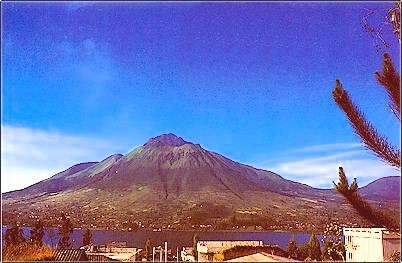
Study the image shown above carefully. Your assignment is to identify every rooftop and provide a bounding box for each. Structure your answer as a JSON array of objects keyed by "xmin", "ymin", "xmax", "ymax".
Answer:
[{"xmin": 225, "ymin": 252, "xmax": 297, "ymax": 262}]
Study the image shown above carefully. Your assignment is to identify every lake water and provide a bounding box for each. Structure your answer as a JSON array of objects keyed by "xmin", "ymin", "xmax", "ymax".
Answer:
[{"xmin": 2, "ymin": 227, "xmax": 326, "ymax": 250}]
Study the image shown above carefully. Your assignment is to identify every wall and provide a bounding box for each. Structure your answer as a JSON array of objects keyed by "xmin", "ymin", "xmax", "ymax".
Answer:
[
  {"xmin": 344, "ymin": 228, "xmax": 384, "ymax": 262},
  {"xmin": 382, "ymin": 237, "xmax": 400, "ymax": 261}
]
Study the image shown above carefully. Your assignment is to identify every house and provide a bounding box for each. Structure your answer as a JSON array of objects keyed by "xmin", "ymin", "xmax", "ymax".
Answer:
[
  {"xmin": 343, "ymin": 227, "xmax": 401, "ymax": 262},
  {"xmin": 53, "ymin": 249, "xmax": 89, "ymax": 261}
]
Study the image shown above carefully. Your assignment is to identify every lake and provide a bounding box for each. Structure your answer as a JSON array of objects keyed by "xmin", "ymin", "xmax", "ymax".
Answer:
[{"xmin": 2, "ymin": 227, "xmax": 327, "ymax": 250}]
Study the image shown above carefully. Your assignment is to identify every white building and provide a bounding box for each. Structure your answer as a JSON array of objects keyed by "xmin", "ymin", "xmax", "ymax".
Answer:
[{"xmin": 343, "ymin": 227, "xmax": 400, "ymax": 262}]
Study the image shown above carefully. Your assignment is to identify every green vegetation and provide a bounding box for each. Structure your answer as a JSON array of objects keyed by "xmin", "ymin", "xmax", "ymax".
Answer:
[
  {"xmin": 332, "ymin": 2, "xmax": 400, "ymax": 230},
  {"xmin": 307, "ymin": 232, "xmax": 321, "ymax": 261},
  {"xmin": 332, "ymin": 53, "xmax": 400, "ymax": 230},
  {"xmin": 192, "ymin": 232, "xmax": 199, "ymax": 260},
  {"xmin": 2, "ymin": 243, "xmax": 54, "ymax": 261},
  {"xmin": 286, "ymin": 235, "xmax": 298, "ymax": 259},
  {"xmin": 58, "ymin": 213, "xmax": 74, "ymax": 249},
  {"xmin": 321, "ymin": 223, "xmax": 345, "ymax": 261},
  {"xmin": 4, "ymin": 222, "xmax": 26, "ymax": 247},
  {"xmin": 3, "ymin": 221, "xmax": 54, "ymax": 261},
  {"xmin": 82, "ymin": 228, "xmax": 92, "ymax": 246},
  {"xmin": 389, "ymin": 250, "xmax": 401, "ymax": 262},
  {"xmin": 48, "ymin": 228, "xmax": 56, "ymax": 248},
  {"xmin": 144, "ymin": 238, "xmax": 152, "ymax": 261},
  {"xmin": 30, "ymin": 220, "xmax": 45, "ymax": 246}
]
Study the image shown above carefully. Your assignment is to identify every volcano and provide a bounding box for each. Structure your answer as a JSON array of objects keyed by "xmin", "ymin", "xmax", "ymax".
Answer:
[{"xmin": 2, "ymin": 133, "xmax": 400, "ymax": 230}]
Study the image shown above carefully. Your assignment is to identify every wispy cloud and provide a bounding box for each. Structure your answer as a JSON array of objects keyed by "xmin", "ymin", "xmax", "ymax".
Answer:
[
  {"xmin": 293, "ymin": 142, "xmax": 363, "ymax": 153},
  {"xmin": 1, "ymin": 125, "xmax": 125, "ymax": 193},
  {"xmin": 56, "ymin": 38, "xmax": 119, "ymax": 109},
  {"xmin": 65, "ymin": 2, "xmax": 95, "ymax": 12},
  {"xmin": 256, "ymin": 142, "xmax": 400, "ymax": 189}
]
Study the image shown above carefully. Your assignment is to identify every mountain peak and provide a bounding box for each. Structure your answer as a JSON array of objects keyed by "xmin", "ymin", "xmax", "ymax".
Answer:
[{"xmin": 145, "ymin": 133, "xmax": 189, "ymax": 147}]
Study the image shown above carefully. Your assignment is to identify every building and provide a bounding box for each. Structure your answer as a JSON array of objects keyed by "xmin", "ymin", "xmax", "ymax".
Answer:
[
  {"xmin": 81, "ymin": 243, "xmax": 141, "ymax": 261},
  {"xmin": 86, "ymin": 247, "xmax": 140, "ymax": 262},
  {"xmin": 343, "ymin": 227, "xmax": 401, "ymax": 262},
  {"xmin": 105, "ymin": 241, "xmax": 128, "ymax": 248}
]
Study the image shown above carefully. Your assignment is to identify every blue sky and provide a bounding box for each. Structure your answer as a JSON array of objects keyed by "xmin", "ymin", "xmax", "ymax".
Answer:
[{"xmin": 2, "ymin": 2, "xmax": 400, "ymax": 192}]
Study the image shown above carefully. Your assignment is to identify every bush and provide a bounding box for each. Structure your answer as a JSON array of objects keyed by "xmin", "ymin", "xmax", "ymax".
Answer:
[
  {"xmin": 389, "ymin": 250, "xmax": 400, "ymax": 262},
  {"xmin": 2, "ymin": 243, "xmax": 54, "ymax": 261}
]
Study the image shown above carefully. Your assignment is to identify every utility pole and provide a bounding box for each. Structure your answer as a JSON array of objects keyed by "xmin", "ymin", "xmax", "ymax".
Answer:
[
  {"xmin": 164, "ymin": 241, "xmax": 168, "ymax": 262},
  {"xmin": 152, "ymin": 247, "xmax": 155, "ymax": 262},
  {"xmin": 176, "ymin": 247, "xmax": 179, "ymax": 261}
]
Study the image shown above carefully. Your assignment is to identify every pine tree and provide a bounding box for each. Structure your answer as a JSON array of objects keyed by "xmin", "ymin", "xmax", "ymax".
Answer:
[
  {"xmin": 30, "ymin": 220, "xmax": 45, "ymax": 246},
  {"xmin": 192, "ymin": 232, "xmax": 199, "ymax": 260},
  {"xmin": 307, "ymin": 232, "xmax": 321, "ymax": 261},
  {"xmin": 332, "ymin": 52, "xmax": 400, "ymax": 229},
  {"xmin": 333, "ymin": 167, "xmax": 397, "ymax": 229},
  {"xmin": 82, "ymin": 228, "xmax": 92, "ymax": 246},
  {"xmin": 144, "ymin": 238, "xmax": 152, "ymax": 261},
  {"xmin": 296, "ymin": 243, "xmax": 310, "ymax": 261},
  {"xmin": 4, "ymin": 222, "xmax": 25, "ymax": 247},
  {"xmin": 286, "ymin": 236, "xmax": 298, "ymax": 259},
  {"xmin": 58, "ymin": 213, "xmax": 73, "ymax": 249},
  {"xmin": 322, "ymin": 237, "xmax": 334, "ymax": 260},
  {"xmin": 48, "ymin": 228, "xmax": 56, "ymax": 248}
]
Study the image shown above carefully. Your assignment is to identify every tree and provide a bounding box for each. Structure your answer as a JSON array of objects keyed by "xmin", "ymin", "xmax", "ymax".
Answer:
[
  {"xmin": 58, "ymin": 213, "xmax": 73, "ymax": 249},
  {"xmin": 48, "ymin": 228, "xmax": 56, "ymax": 248},
  {"xmin": 286, "ymin": 235, "xmax": 298, "ymax": 259},
  {"xmin": 321, "ymin": 223, "xmax": 345, "ymax": 261},
  {"xmin": 30, "ymin": 220, "xmax": 45, "ymax": 246},
  {"xmin": 192, "ymin": 232, "xmax": 199, "ymax": 260},
  {"xmin": 361, "ymin": 2, "xmax": 400, "ymax": 50},
  {"xmin": 295, "ymin": 243, "xmax": 310, "ymax": 261},
  {"xmin": 333, "ymin": 167, "xmax": 397, "ymax": 229},
  {"xmin": 332, "ymin": 52, "xmax": 400, "ymax": 229},
  {"xmin": 82, "ymin": 228, "xmax": 92, "ymax": 246},
  {"xmin": 388, "ymin": 2, "xmax": 400, "ymax": 41},
  {"xmin": 307, "ymin": 232, "xmax": 321, "ymax": 261},
  {"xmin": 213, "ymin": 251, "xmax": 225, "ymax": 262},
  {"xmin": 333, "ymin": 68, "xmax": 400, "ymax": 168},
  {"xmin": 144, "ymin": 238, "xmax": 152, "ymax": 261},
  {"xmin": 389, "ymin": 250, "xmax": 401, "ymax": 262},
  {"xmin": 4, "ymin": 222, "xmax": 25, "ymax": 247}
]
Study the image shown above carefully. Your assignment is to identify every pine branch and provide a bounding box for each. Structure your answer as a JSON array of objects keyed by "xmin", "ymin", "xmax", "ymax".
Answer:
[
  {"xmin": 334, "ymin": 167, "xmax": 398, "ymax": 230},
  {"xmin": 375, "ymin": 53, "xmax": 401, "ymax": 121},
  {"xmin": 333, "ymin": 80, "xmax": 401, "ymax": 169}
]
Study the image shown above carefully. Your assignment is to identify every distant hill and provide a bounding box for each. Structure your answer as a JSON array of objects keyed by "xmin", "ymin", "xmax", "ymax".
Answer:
[
  {"xmin": 2, "ymin": 134, "xmax": 400, "ymax": 231},
  {"xmin": 360, "ymin": 176, "xmax": 400, "ymax": 201}
]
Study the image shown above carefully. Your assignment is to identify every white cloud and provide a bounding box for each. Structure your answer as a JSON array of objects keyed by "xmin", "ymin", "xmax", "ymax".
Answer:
[
  {"xmin": 258, "ymin": 143, "xmax": 400, "ymax": 189},
  {"xmin": 293, "ymin": 142, "xmax": 363, "ymax": 153},
  {"xmin": 1, "ymin": 125, "xmax": 125, "ymax": 193}
]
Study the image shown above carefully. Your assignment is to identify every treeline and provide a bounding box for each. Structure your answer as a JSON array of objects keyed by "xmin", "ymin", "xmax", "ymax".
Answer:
[
  {"xmin": 286, "ymin": 225, "xmax": 346, "ymax": 261},
  {"xmin": 2, "ymin": 213, "xmax": 93, "ymax": 261}
]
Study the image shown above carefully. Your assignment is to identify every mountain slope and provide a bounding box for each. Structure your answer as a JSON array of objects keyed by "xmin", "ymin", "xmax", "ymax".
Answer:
[
  {"xmin": 2, "ymin": 134, "xmax": 399, "ymax": 231},
  {"xmin": 360, "ymin": 176, "xmax": 400, "ymax": 201}
]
